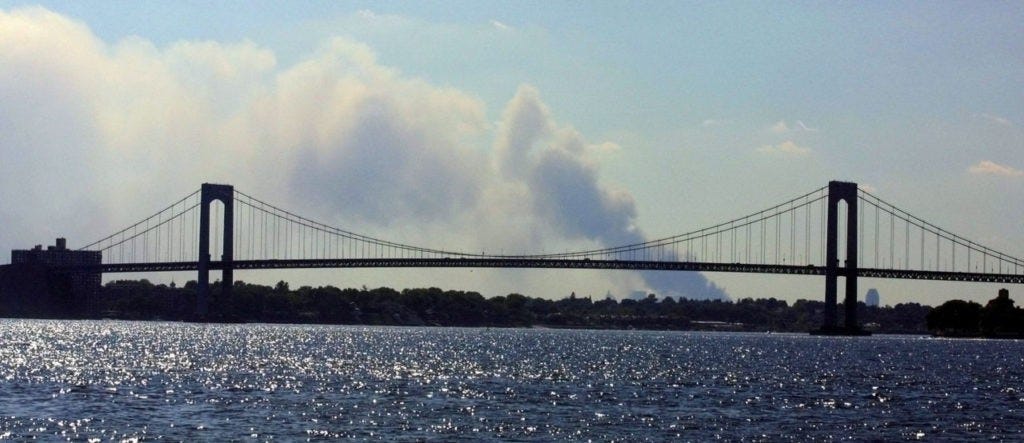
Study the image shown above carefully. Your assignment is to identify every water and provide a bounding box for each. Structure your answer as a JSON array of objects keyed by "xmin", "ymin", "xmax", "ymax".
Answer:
[{"xmin": 1, "ymin": 321, "xmax": 1022, "ymax": 441}]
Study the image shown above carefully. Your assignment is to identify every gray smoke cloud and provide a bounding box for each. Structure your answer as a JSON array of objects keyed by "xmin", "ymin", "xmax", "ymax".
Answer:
[{"xmin": 494, "ymin": 86, "xmax": 727, "ymax": 299}]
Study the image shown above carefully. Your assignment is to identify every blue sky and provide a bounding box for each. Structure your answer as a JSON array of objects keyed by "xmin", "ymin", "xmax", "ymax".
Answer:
[{"xmin": 1, "ymin": 1, "xmax": 1021, "ymax": 305}]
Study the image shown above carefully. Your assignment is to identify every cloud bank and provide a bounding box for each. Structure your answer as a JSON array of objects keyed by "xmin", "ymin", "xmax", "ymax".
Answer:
[
  {"xmin": 768, "ymin": 120, "xmax": 817, "ymax": 134},
  {"xmin": 757, "ymin": 141, "xmax": 811, "ymax": 156},
  {"xmin": 0, "ymin": 7, "xmax": 726, "ymax": 300},
  {"xmin": 968, "ymin": 160, "xmax": 1023, "ymax": 177}
]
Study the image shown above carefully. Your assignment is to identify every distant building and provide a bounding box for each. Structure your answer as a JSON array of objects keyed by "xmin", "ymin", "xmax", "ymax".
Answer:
[
  {"xmin": 11, "ymin": 238, "xmax": 101, "ymax": 301},
  {"xmin": 865, "ymin": 288, "xmax": 880, "ymax": 307}
]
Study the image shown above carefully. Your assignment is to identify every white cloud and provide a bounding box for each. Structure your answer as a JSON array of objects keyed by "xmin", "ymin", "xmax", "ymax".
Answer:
[
  {"xmin": 769, "ymin": 120, "xmax": 789, "ymax": 133},
  {"xmin": 968, "ymin": 160, "xmax": 1023, "ymax": 177},
  {"xmin": 490, "ymin": 20, "xmax": 512, "ymax": 31},
  {"xmin": 770, "ymin": 119, "xmax": 817, "ymax": 133},
  {"xmin": 756, "ymin": 140, "xmax": 812, "ymax": 156},
  {"xmin": 262, "ymin": 37, "xmax": 490, "ymax": 225}
]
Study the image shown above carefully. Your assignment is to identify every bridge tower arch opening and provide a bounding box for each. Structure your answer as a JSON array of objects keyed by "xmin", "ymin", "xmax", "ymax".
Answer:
[
  {"xmin": 197, "ymin": 183, "xmax": 234, "ymax": 318},
  {"xmin": 820, "ymin": 181, "xmax": 863, "ymax": 334}
]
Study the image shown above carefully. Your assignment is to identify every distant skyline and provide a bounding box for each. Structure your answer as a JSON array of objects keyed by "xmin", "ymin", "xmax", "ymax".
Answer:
[{"xmin": 1, "ymin": 2, "xmax": 1021, "ymax": 305}]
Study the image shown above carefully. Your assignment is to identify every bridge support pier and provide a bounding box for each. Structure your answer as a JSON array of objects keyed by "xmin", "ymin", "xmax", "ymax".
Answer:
[
  {"xmin": 197, "ymin": 183, "xmax": 233, "ymax": 320},
  {"xmin": 814, "ymin": 181, "xmax": 868, "ymax": 336}
]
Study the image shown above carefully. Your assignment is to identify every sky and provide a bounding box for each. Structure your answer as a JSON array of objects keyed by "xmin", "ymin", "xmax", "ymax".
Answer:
[{"xmin": 1, "ymin": 1, "xmax": 1022, "ymax": 306}]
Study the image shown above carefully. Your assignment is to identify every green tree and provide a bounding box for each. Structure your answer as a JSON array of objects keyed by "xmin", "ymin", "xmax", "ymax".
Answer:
[
  {"xmin": 980, "ymin": 290, "xmax": 1021, "ymax": 336},
  {"xmin": 927, "ymin": 299, "xmax": 982, "ymax": 335}
]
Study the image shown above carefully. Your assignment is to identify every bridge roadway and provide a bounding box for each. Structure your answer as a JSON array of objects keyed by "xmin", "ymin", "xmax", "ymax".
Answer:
[{"xmin": 77, "ymin": 258, "xmax": 1024, "ymax": 284}]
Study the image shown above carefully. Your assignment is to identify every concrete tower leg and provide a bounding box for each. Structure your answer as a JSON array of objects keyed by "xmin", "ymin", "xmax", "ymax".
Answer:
[
  {"xmin": 196, "ymin": 183, "xmax": 234, "ymax": 320},
  {"xmin": 814, "ymin": 181, "xmax": 866, "ymax": 335}
]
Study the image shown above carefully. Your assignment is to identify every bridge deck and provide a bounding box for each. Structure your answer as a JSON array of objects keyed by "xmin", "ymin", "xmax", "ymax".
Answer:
[{"xmin": 76, "ymin": 258, "xmax": 1024, "ymax": 284}]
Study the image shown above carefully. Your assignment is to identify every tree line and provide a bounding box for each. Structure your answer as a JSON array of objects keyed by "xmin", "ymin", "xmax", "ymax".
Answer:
[
  {"xmin": 42, "ymin": 279, "xmax": 939, "ymax": 333},
  {"xmin": 926, "ymin": 289, "xmax": 1024, "ymax": 338}
]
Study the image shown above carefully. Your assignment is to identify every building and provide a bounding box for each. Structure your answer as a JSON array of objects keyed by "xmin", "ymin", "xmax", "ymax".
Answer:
[
  {"xmin": 11, "ymin": 238, "xmax": 101, "ymax": 301},
  {"xmin": 865, "ymin": 288, "xmax": 880, "ymax": 307}
]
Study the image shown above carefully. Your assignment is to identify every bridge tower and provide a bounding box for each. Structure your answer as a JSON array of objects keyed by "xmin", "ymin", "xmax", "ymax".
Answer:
[
  {"xmin": 197, "ymin": 183, "xmax": 233, "ymax": 318},
  {"xmin": 818, "ymin": 181, "xmax": 865, "ymax": 334}
]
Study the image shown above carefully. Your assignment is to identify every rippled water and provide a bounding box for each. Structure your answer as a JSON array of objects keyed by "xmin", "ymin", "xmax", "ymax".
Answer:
[{"xmin": 1, "ymin": 320, "xmax": 1022, "ymax": 441}]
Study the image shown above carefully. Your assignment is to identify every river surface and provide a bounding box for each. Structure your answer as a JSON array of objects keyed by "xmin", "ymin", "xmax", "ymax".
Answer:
[{"xmin": 0, "ymin": 320, "xmax": 1022, "ymax": 441}]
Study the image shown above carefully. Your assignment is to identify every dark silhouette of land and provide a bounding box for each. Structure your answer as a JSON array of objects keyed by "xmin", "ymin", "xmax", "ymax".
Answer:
[
  {"xmin": 0, "ymin": 275, "xmax": 940, "ymax": 333},
  {"xmin": 927, "ymin": 288, "xmax": 1024, "ymax": 338}
]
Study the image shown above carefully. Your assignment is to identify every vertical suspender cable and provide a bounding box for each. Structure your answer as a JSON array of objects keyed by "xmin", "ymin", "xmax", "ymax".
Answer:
[
  {"xmin": 790, "ymin": 203, "xmax": 795, "ymax": 264},
  {"xmin": 890, "ymin": 212, "xmax": 894, "ymax": 269},
  {"xmin": 858, "ymin": 198, "xmax": 863, "ymax": 266},
  {"xmin": 951, "ymin": 234, "xmax": 956, "ymax": 272},
  {"xmin": 805, "ymin": 197, "xmax": 810, "ymax": 265},
  {"xmin": 180, "ymin": 203, "xmax": 185, "ymax": 262},
  {"xmin": 731, "ymin": 222, "xmax": 736, "ymax": 262},
  {"xmin": 746, "ymin": 222, "xmax": 751, "ymax": 264},
  {"xmin": 820, "ymin": 193, "xmax": 825, "ymax": 265},
  {"xmin": 874, "ymin": 202, "xmax": 879, "ymax": 267},
  {"xmin": 761, "ymin": 216, "xmax": 766, "ymax": 264},
  {"xmin": 248, "ymin": 199, "xmax": 253, "ymax": 260},
  {"xmin": 775, "ymin": 212, "xmax": 780, "ymax": 264}
]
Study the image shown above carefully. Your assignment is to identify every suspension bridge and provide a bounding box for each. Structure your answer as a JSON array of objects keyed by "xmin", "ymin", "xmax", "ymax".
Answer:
[{"xmin": 69, "ymin": 181, "xmax": 1023, "ymax": 334}]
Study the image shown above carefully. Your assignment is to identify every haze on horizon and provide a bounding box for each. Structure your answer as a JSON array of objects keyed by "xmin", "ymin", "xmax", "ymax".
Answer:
[{"xmin": 1, "ymin": 2, "xmax": 1021, "ymax": 305}]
